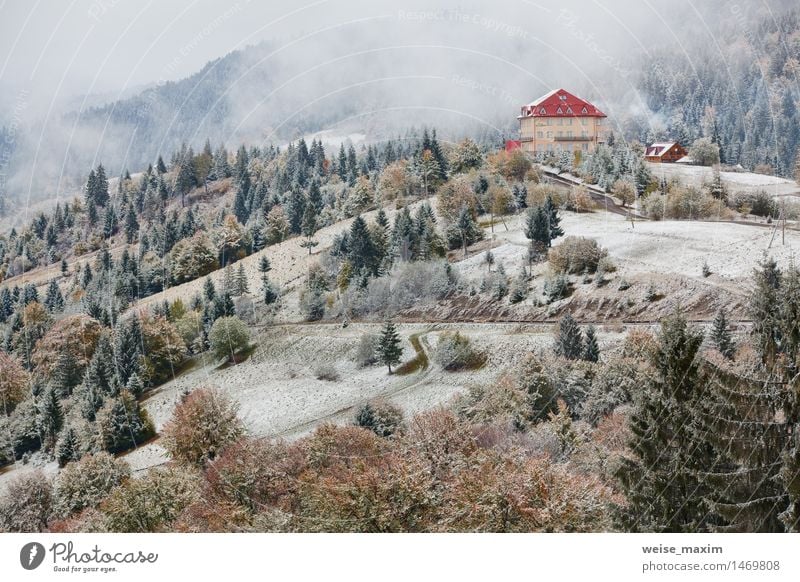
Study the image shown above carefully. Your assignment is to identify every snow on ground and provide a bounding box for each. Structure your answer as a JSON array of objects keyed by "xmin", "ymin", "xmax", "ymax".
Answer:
[
  {"xmin": 477, "ymin": 210, "xmax": 800, "ymax": 282},
  {"xmin": 118, "ymin": 321, "xmax": 623, "ymax": 474},
  {"xmin": 135, "ymin": 197, "xmax": 436, "ymax": 315},
  {"xmin": 647, "ymin": 162, "xmax": 800, "ymax": 197}
]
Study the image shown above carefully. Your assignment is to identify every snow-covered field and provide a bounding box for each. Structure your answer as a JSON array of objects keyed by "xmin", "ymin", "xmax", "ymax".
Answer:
[
  {"xmin": 647, "ymin": 162, "xmax": 800, "ymax": 197},
  {"xmin": 468, "ymin": 211, "xmax": 800, "ymax": 282}
]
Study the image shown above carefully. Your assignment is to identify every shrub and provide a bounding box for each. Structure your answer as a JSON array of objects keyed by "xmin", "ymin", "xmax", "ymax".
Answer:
[
  {"xmin": 732, "ymin": 190, "xmax": 776, "ymax": 218},
  {"xmin": 0, "ymin": 471, "xmax": 52, "ymax": 532},
  {"xmin": 689, "ymin": 137, "xmax": 720, "ymax": 166},
  {"xmin": 433, "ymin": 331, "xmax": 485, "ymax": 371},
  {"xmin": 0, "ymin": 352, "xmax": 29, "ymax": 414},
  {"xmin": 543, "ymin": 273, "xmax": 570, "ymax": 302},
  {"xmin": 53, "ymin": 453, "xmax": 130, "ymax": 519},
  {"xmin": 205, "ymin": 438, "xmax": 305, "ymax": 512},
  {"xmin": 314, "ymin": 363, "xmax": 340, "ymax": 382},
  {"xmin": 161, "ymin": 387, "xmax": 244, "ymax": 467},
  {"xmin": 548, "ymin": 236, "xmax": 608, "ymax": 274},
  {"xmin": 140, "ymin": 315, "xmax": 188, "ymax": 383},
  {"xmin": 209, "ymin": 316, "xmax": 250, "ymax": 362},
  {"xmin": 31, "ymin": 315, "xmax": 102, "ymax": 385},
  {"xmin": 101, "ymin": 466, "xmax": 201, "ymax": 532},
  {"xmin": 355, "ymin": 400, "xmax": 404, "ymax": 437},
  {"xmin": 168, "ymin": 233, "xmax": 219, "ymax": 284},
  {"xmin": 354, "ymin": 333, "xmax": 380, "ymax": 367}
]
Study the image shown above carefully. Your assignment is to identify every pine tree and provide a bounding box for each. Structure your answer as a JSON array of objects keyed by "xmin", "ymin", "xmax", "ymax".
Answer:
[
  {"xmin": 56, "ymin": 426, "xmax": 80, "ymax": 467},
  {"xmin": 348, "ymin": 215, "xmax": 377, "ymax": 275},
  {"xmin": 456, "ymin": 205, "xmax": 477, "ymax": 258},
  {"xmin": 616, "ymin": 312, "xmax": 713, "ymax": 532},
  {"xmin": 300, "ymin": 203, "xmax": 319, "ymax": 255},
  {"xmin": 710, "ymin": 308, "xmax": 735, "ymax": 359},
  {"xmin": 583, "ymin": 325, "xmax": 600, "ymax": 362},
  {"xmin": 258, "ymin": 256, "xmax": 271, "ymax": 274},
  {"xmin": 44, "ymin": 280, "xmax": 64, "ymax": 312},
  {"xmin": 236, "ymin": 263, "xmax": 249, "ymax": 295},
  {"xmin": 114, "ymin": 315, "xmax": 143, "ymax": 386},
  {"xmin": 124, "ymin": 203, "xmax": 139, "ymax": 243},
  {"xmin": 94, "ymin": 164, "xmax": 110, "ymax": 207},
  {"xmin": 377, "ymin": 320, "xmax": 402, "ymax": 373},
  {"xmin": 543, "ymin": 195, "xmax": 563, "ymax": 245},
  {"xmin": 60, "ymin": 258, "xmax": 68, "ymax": 277},
  {"xmin": 554, "ymin": 313, "xmax": 584, "ymax": 360},
  {"xmin": 525, "ymin": 206, "xmax": 550, "ymax": 249},
  {"xmin": 261, "ymin": 275, "xmax": 278, "ymax": 305},
  {"xmin": 203, "ymin": 277, "xmax": 216, "ymax": 302},
  {"xmin": 38, "ymin": 387, "xmax": 63, "ymax": 449},
  {"xmin": 156, "ymin": 155, "xmax": 167, "ymax": 174}
]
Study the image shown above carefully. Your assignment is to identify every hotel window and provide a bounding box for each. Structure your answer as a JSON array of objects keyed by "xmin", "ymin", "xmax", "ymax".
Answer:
[
  {"xmin": 581, "ymin": 131, "xmax": 588, "ymax": 138},
  {"xmin": 582, "ymin": 143, "xmax": 589, "ymax": 151},
  {"xmin": 567, "ymin": 131, "xmax": 573, "ymax": 138},
  {"xmin": 557, "ymin": 131, "xmax": 563, "ymax": 138},
  {"xmin": 546, "ymin": 131, "xmax": 553, "ymax": 138},
  {"xmin": 537, "ymin": 131, "xmax": 544, "ymax": 138},
  {"xmin": 565, "ymin": 118, "xmax": 572, "ymax": 125},
  {"xmin": 581, "ymin": 118, "xmax": 588, "ymax": 126}
]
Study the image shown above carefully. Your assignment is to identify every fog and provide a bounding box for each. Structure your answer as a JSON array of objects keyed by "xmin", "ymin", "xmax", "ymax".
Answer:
[{"xmin": 0, "ymin": 0, "xmax": 795, "ymax": 209}]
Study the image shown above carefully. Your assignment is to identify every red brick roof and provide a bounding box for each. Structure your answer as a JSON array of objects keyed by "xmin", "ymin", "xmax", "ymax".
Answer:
[{"xmin": 519, "ymin": 88, "xmax": 606, "ymax": 118}]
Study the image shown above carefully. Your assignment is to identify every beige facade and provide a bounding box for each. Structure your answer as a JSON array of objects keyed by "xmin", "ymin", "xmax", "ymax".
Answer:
[{"xmin": 518, "ymin": 115, "xmax": 608, "ymax": 155}]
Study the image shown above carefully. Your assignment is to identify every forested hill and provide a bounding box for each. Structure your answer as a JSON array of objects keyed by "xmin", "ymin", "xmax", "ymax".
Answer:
[{"xmin": 635, "ymin": 5, "xmax": 800, "ymax": 175}]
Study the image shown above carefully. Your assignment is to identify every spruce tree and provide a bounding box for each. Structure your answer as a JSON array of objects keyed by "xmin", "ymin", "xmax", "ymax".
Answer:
[
  {"xmin": 377, "ymin": 320, "xmax": 402, "ymax": 374},
  {"xmin": 124, "ymin": 203, "xmax": 139, "ymax": 243},
  {"xmin": 56, "ymin": 426, "xmax": 80, "ymax": 467},
  {"xmin": 236, "ymin": 263, "xmax": 249, "ymax": 295},
  {"xmin": 583, "ymin": 325, "xmax": 600, "ymax": 362},
  {"xmin": 348, "ymin": 215, "xmax": 377, "ymax": 275},
  {"xmin": 44, "ymin": 280, "xmax": 64, "ymax": 312},
  {"xmin": 258, "ymin": 256, "xmax": 271, "ymax": 274},
  {"xmin": 38, "ymin": 387, "xmax": 63, "ymax": 449},
  {"xmin": 554, "ymin": 313, "xmax": 583, "ymax": 360},
  {"xmin": 616, "ymin": 312, "xmax": 713, "ymax": 532},
  {"xmin": 543, "ymin": 195, "xmax": 563, "ymax": 245},
  {"xmin": 262, "ymin": 275, "xmax": 278, "ymax": 305},
  {"xmin": 94, "ymin": 164, "xmax": 110, "ymax": 207},
  {"xmin": 203, "ymin": 277, "xmax": 216, "ymax": 302},
  {"xmin": 525, "ymin": 206, "xmax": 550, "ymax": 249},
  {"xmin": 710, "ymin": 308, "xmax": 735, "ymax": 359}
]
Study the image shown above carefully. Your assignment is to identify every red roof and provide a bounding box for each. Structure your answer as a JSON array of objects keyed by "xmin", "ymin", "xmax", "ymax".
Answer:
[{"xmin": 519, "ymin": 88, "xmax": 606, "ymax": 119}]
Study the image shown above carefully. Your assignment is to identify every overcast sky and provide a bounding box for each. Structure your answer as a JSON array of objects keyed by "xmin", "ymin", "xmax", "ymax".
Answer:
[{"xmin": 0, "ymin": 0, "xmax": 675, "ymax": 108}]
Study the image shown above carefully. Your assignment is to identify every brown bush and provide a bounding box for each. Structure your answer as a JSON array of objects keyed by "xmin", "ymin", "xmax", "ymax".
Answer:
[
  {"xmin": 32, "ymin": 314, "xmax": 102, "ymax": 383},
  {"xmin": 0, "ymin": 351, "xmax": 29, "ymax": 414},
  {"xmin": 161, "ymin": 387, "xmax": 244, "ymax": 467},
  {"xmin": 548, "ymin": 236, "xmax": 608, "ymax": 274}
]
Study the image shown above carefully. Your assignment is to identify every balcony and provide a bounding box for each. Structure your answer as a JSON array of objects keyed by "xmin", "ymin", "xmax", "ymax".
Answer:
[{"xmin": 553, "ymin": 135, "xmax": 593, "ymax": 142}]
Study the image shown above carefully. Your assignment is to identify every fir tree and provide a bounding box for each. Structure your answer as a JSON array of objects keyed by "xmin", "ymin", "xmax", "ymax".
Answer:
[
  {"xmin": 203, "ymin": 277, "xmax": 216, "ymax": 302},
  {"xmin": 554, "ymin": 313, "xmax": 584, "ymax": 360},
  {"xmin": 236, "ymin": 263, "xmax": 249, "ymax": 296},
  {"xmin": 710, "ymin": 308, "xmax": 735, "ymax": 359},
  {"xmin": 525, "ymin": 206, "xmax": 550, "ymax": 249},
  {"xmin": 156, "ymin": 155, "xmax": 167, "ymax": 174},
  {"xmin": 348, "ymin": 215, "xmax": 377, "ymax": 275},
  {"xmin": 583, "ymin": 325, "xmax": 600, "ymax": 362},
  {"xmin": 262, "ymin": 275, "xmax": 278, "ymax": 305},
  {"xmin": 56, "ymin": 426, "xmax": 80, "ymax": 467},
  {"xmin": 124, "ymin": 203, "xmax": 139, "ymax": 243},
  {"xmin": 377, "ymin": 320, "xmax": 402, "ymax": 373},
  {"xmin": 616, "ymin": 312, "xmax": 713, "ymax": 532},
  {"xmin": 38, "ymin": 387, "xmax": 63, "ymax": 449},
  {"xmin": 543, "ymin": 195, "xmax": 563, "ymax": 245},
  {"xmin": 44, "ymin": 280, "xmax": 64, "ymax": 312},
  {"xmin": 258, "ymin": 256, "xmax": 271, "ymax": 274}
]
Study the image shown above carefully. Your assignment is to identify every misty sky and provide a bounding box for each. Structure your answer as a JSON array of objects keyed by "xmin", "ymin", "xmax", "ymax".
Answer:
[{"xmin": 0, "ymin": 0, "xmax": 683, "ymax": 108}]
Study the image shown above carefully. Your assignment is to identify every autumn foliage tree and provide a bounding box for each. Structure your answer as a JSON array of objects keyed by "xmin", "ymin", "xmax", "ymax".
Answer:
[{"xmin": 161, "ymin": 387, "xmax": 244, "ymax": 467}]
